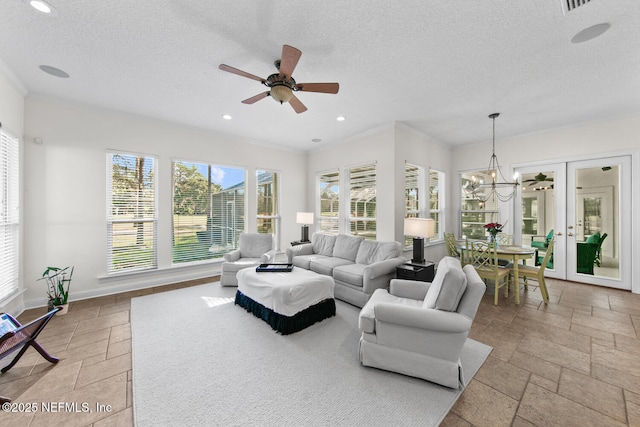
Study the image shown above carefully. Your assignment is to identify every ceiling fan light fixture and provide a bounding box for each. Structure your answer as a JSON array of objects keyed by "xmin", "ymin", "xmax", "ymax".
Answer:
[{"xmin": 270, "ymin": 84, "xmax": 293, "ymax": 104}]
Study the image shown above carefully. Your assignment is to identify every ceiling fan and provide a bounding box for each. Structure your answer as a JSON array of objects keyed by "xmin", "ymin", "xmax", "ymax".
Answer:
[
  {"xmin": 219, "ymin": 45, "xmax": 339, "ymax": 114},
  {"xmin": 523, "ymin": 173, "xmax": 554, "ymax": 186}
]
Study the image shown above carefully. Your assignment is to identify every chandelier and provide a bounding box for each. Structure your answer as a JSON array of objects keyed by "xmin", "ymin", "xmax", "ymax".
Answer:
[{"xmin": 465, "ymin": 113, "xmax": 519, "ymax": 202}]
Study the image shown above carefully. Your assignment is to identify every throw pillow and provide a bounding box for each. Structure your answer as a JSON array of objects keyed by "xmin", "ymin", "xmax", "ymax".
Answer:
[
  {"xmin": 355, "ymin": 240, "xmax": 378, "ymax": 265},
  {"xmin": 423, "ymin": 257, "xmax": 467, "ymax": 312},
  {"xmin": 333, "ymin": 235, "xmax": 364, "ymax": 261},
  {"xmin": 312, "ymin": 233, "xmax": 337, "ymax": 256},
  {"xmin": 585, "ymin": 232, "xmax": 600, "ymax": 244}
]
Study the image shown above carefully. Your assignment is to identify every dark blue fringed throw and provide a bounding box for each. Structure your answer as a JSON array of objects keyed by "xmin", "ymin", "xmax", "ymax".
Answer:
[{"xmin": 235, "ymin": 290, "xmax": 336, "ymax": 335}]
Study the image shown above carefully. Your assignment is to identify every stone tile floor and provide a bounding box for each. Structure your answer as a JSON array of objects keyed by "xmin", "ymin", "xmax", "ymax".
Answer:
[{"xmin": 1, "ymin": 276, "xmax": 640, "ymax": 426}]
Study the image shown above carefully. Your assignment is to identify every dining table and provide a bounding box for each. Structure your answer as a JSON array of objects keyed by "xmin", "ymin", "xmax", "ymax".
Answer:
[{"xmin": 457, "ymin": 240, "xmax": 535, "ymax": 305}]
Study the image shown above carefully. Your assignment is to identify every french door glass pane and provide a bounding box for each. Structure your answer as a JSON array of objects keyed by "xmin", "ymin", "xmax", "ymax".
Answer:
[{"xmin": 575, "ymin": 165, "xmax": 618, "ymax": 278}]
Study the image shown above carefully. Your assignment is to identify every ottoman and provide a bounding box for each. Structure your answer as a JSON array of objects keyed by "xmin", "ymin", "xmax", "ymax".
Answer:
[{"xmin": 235, "ymin": 267, "xmax": 336, "ymax": 334}]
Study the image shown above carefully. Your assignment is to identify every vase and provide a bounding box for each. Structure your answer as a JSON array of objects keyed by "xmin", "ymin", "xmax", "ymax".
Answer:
[
  {"xmin": 56, "ymin": 303, "xmax": 69, "ymax": 316},
  {"xmin": 488, "ymin": 233, "xmax": 497, "ymax": 245}
]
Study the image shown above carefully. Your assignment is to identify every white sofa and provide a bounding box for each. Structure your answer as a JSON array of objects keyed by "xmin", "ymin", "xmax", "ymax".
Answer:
[
  {"xmin": 358, "ymin": 257, "xmax": 485, "ymax": 388},
  {"xmin": 286, "ymin": 233, "xmax": 406, "ymax": 307}
]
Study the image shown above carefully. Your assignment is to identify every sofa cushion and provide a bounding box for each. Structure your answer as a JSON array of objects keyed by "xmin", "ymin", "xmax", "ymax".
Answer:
[
  {"xmin": 239, "ymin": 233, "xmax": 273, "ymax": 258},
  {"xmin": 333, "ymin": 234, "xmax": 364, "ymax": 261},
  {"xmin": 312, "ymin": 233, "xmax": 337, "ymax": 256},
  {"xmin": 333, "ymin": 263, "xmax": 366, "ymax": 287},
  {"xmin": 292, "ymin": 254, "xmax": 329, "ymax": 270},
  {"xmin": 355, "ymin": 240, "xmax": 401, "ymax": 264},
  {"xmin": 423, "ymin": 257, "xmax": 467, "ymax": 312},
  {"xmin": 310, "ymin": 257, "xmax": 353, "ymax": 276}
]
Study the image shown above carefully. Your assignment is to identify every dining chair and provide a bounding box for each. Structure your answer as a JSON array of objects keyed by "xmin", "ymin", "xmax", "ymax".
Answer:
[
  {"xmin": 496, "ymin": 233, "xmax": 512, "ymax": 245},
  {"xmin": 467, "ymin": 240, "xmax": 511, "ymax": 305},
  {"xmin": 512, "ymin": 239, "xmax": 554, "ymax": 304},
  {"xmin": 444, "ymin": 232, "xmax": 460, "ymax": 259}
]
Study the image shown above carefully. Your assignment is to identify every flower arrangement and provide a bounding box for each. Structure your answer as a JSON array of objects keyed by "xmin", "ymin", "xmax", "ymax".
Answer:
[
  {"xmin": 40, "ymin": 266, "xmax": 74, "ymax": 306},
  {"xmin": 484, "ymin": 222, "xmax": 503, "ymax": 237}
]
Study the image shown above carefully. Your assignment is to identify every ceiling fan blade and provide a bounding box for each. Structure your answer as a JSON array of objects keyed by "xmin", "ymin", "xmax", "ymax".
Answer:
[
  {"xmin": 242, "ymin": 92, "xmax": 270, "ymax": 104},
  {"xmin": 295, "ymin": 83, "xmax": 339, "ymax": 94},
  {"xmin": 278, "ymin": 45, "xmax": 302, "ymax": 78},
  {"xmin": 289, "ymin": 94, "xmax": 307, "ymax": 114},
  {"xmin": 219, "ymin": 64, "xmax": 265, "ymax": 82}
]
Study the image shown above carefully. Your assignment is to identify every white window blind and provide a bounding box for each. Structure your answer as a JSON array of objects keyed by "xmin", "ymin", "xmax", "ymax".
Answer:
[
  {"xmin": 0, "ymin": 128, "xmax": 19, "ymax": 302},
  {"xmin": 429, "ymin": 169, "xmax": 445, "ymax": 241},
  {"xmin": 256, "ymin": 170, "xmax": 279, "ymax": 249},
  {"xmin": 172, "ymin": 161, "xmax": 245, "ymax": 263},
  {"xmin": 107, "ymin": 153, "xmax": 157, "ymax": 273},
  {"xmin": 319, "ymin": 170, "xmax": 340, "ymax": 234},
  {"xmin": 349, "ymin": 164, "xmax": 376, "ymax": 239}
]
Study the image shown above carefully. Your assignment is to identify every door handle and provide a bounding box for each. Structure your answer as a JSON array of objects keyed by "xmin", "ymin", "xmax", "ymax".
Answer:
[
  {"xmin": 567, "ymin": 232, "xmax": 574, "ymax": 236},
  {"xmin": 568, "ymin": 225, "xmax": 574, "ymax": 229},
  {"xmin": 556, "ymin": 232, "xmax": 563, "ymax": 236}
]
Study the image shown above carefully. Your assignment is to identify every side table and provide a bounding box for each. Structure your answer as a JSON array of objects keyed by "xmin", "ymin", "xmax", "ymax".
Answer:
[{"xmin": 396, "ymin": 261, "xmax": 435, "ymax": 282}]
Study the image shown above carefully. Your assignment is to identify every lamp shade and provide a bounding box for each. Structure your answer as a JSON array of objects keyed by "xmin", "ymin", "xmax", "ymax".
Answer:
[
  {"xmin": 296, "ymin": 212, "xmax": 314, "ymax": 225},
  {"xmin": 404, "ymin": 218, "xmax": 435, "ymax": 239}
]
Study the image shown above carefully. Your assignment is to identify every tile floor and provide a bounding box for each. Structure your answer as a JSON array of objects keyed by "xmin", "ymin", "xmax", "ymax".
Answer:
[{"xmin": 2, "ymin": 276, "xmax": 640, "ymax": 426}]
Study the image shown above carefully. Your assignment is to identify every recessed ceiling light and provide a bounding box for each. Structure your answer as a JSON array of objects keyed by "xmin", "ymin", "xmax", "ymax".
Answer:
[
  {"xmin": 39, "ymin": 65, "xmax": 69, "ymax": 78},
  {"xmin": 336, "ymin": 116, "xmax": 346, "ymax": 122},
  {"xmin": 222, "ymin": 114, "xmax": 232, "ymax": 120},
  {"xmin": 312, "ymin": 138, "xmax": 322, "ymax": 143},
  {"xmin": 571, "ymin": 23, "xmax": 610, "ymax": 44},
  {"xmin": 28, "ymin": 0, "xmax": 57, "ymax": 15}
]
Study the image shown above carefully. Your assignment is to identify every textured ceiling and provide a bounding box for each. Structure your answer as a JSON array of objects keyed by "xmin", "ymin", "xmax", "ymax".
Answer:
[{"xmin": 1, "ymin": 0, "xmax": 639, "ymax": 151}]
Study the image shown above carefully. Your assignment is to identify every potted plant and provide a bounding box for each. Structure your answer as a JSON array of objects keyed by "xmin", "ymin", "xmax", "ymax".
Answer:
[{"xmin": 40, "ymin": 266, "xmax": 74, "ymax": 315}]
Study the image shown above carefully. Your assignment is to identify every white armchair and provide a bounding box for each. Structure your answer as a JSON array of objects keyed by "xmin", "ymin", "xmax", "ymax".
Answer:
[
  {"xmin": 220, "ymin": 233, "xmax": 275, "ymax": 286},
  {"xmin": 358, "ymin": 257, "xmax": 485, "ymax": 389}
]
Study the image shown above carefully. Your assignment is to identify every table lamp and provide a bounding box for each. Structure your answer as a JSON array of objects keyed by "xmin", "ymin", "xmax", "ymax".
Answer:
[
  {"xmin": 296, "ymin": 212, "xmax": 314, "ymax": 242},
  {"xmin": 404, "ymin": 217, "xmax": 435, "ymax": 264}
]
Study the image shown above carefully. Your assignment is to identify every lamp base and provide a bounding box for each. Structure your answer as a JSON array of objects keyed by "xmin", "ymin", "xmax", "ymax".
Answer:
[
  {"xmin": 300, "ymin": 225, "xmax": 309, "ymax": 242},
  {"xmin": 411, "ymin": 237, "xmax": 425, "ymax": 264}
]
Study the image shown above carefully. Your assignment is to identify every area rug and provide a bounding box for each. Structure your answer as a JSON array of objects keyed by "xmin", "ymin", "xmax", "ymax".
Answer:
[{"xmin": 131, "ymin": 283, "xmax": 491, "ymax": 427}]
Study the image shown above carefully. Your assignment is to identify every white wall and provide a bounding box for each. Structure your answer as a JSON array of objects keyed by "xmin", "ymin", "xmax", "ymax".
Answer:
[{"xmin": 21, "ymin": 96, "xmax": 307, "ymax": 308}]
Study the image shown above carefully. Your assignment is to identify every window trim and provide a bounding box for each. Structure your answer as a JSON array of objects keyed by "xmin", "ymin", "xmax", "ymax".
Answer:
[
  {"xmin": 256, "ymin": 168, "xmax": 281, "ymax": 250},
  {"xmin": 106, "ymin": 150, "xmax": 158, "ymax": 274}
]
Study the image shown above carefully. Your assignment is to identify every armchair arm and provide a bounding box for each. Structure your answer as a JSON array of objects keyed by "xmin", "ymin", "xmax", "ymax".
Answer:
[
  {"xmin": 285, "ymin": 243, "xmax": 314, "ymax": 263},
  {"xmin": 389, "ymin": 279, "xmax": 430, "ymax": 300},
  {"xmin": 261, "ymin": 249, "xmax": 277, "ymax": 264},
  {"xmin": 223, "ymin": 249, "xmax": 241, "ymax": 262},
  {"xmin": 374, "ymin": 303, "xmax": 472, "ymax": 333}
]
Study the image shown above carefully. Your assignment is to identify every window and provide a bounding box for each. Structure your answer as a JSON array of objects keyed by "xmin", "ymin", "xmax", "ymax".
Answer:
[
  {"xmin": 172, "ymin": 161, "xmax": 245, "ymax": 263},
  {"xmin": 107, "ymin": 153, "xmax": 157, "ymax": 273},
  {"xmin": 460, "ymin": 171, "xmax": 498, "ymax": 239},
  {"xmin": 404, "ymin": 163, "xmax": 424, "ymax": 246},
  {"xmin": 349, "ymin": 164, "xmax": 376, "ymax": 239},
  {"xmin": 429, "ymin": 169, "xmax": 445, "ymax": 241},
  {"xmin": 0, "ymin": 129, "xmax": 19, "ymax": 302},
  {"xmin": 318, "ymin": 170, "xmax": 339, "ymax": 234},
  {"xmin": 256, "ymin": 170, "xmax": 279, "ymax": 248}
]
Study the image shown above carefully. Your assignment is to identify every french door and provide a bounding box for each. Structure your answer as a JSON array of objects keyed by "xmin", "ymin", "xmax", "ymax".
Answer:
[{"xmin": 515, "ymin": 155, "xmax": 631, "ymax": 290}]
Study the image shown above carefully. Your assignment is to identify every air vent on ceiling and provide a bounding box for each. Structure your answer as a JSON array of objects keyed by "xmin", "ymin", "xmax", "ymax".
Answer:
[{"xmin": 563, "ymin": 0, "xmax": 591, "ymax": 13}]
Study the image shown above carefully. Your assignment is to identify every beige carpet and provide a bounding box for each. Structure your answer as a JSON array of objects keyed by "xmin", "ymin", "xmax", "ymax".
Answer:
[{"xmin": 131, "ymin": 282, "xmax": 491, "ymax": 426}]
